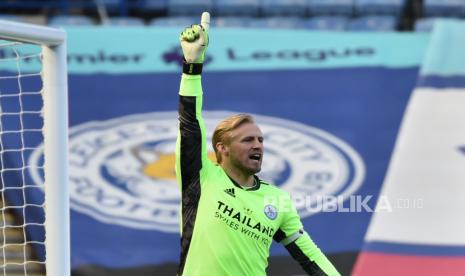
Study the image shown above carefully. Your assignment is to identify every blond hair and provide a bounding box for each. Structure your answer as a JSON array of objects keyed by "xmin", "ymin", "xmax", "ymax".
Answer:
[{"xmin": 212, "ymin": 114, "xmax": 255, "ymax": 163}]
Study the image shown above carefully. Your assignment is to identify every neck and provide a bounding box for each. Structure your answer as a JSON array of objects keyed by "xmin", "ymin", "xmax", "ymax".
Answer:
[{"xmin": 221, "ymin": 164, "xmax": 255, "ymax": 187}]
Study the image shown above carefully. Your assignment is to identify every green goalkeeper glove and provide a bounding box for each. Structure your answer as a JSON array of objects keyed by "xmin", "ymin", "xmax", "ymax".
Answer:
[{"xmin": 179, "ymin": 12, "xmax": 210, "ymax": 64}]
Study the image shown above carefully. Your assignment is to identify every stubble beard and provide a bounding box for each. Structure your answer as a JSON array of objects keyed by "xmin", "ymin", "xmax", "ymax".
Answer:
[{"xmin": 231, "ymin": 156, "xmax": 261, "ymax": 176}]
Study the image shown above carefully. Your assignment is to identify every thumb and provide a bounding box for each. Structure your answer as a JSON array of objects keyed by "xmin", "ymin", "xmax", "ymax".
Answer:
[{"xmin": 200, "ymin": 12, "xmax": 210, "ymax": 32}]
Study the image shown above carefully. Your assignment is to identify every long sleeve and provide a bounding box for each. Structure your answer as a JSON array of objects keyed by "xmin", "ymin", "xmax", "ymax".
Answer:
[
  {"xmin": 285, "ymin": 232, "xmax": 340, "ymax": 276},
  {"xmin": 273, "ymin": 193, "xmax": 340, "ymax": 276},
  {"xmin": 175, "ymin": 73, "xmax": 211, "ymax": 274},
  {"xmin": 176, "ymin": 73, "xmax": 207, "ymax": 190}
]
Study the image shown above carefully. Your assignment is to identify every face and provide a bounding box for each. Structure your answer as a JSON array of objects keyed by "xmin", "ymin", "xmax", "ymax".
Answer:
[{"xmin": 220, "ymin": 123, "xmax": 264, "ymax": 175}]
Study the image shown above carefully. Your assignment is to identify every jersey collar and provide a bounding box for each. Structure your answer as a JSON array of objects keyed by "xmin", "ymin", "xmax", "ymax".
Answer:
[{"xmin": 226, "ymin": 174, "xmax": 261, "ymax": 191}]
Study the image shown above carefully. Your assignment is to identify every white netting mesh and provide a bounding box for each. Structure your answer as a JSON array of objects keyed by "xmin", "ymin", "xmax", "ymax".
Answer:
[{"xmin": 0, "ymin": 40, "xmax": 46, "ymax": 275}]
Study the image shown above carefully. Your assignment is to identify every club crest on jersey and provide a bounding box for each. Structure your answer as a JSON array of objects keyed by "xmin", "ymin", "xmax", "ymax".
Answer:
[
  {"xmin": 27, "ymin": 111, "xmax": 365, "ymax": 233},
  {"xmin": 264, "ymin": 205, "xmax": 278, "ymax": 220}
]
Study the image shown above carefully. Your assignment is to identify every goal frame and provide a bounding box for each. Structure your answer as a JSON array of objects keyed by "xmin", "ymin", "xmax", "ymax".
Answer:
[{"xmin": 0, "ymin": 20, "xmax": 70, "ymax": 276}]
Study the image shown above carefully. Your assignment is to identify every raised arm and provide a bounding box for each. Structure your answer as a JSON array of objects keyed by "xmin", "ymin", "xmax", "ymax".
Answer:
[
  {"xmin": 175, "ymin": 13, "xmax": 212, "ymax": 274},
  {"xmin": 175, "ymin": 12, "xmax": 211, "ymax": 189}
]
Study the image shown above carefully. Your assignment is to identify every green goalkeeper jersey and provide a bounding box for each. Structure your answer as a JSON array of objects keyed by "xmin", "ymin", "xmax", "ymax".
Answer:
[{"xmin": 175, "ymin": 74, "xmax": 340, "ymax": 276}]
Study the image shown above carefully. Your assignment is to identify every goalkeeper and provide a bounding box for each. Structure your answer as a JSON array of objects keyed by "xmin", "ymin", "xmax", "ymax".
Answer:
[{"xmin": 175, "ymin": 12, "xmax": 340, "ymax": 276}]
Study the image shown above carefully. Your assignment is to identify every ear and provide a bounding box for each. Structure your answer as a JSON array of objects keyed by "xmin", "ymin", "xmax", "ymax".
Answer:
[{"xmin": 216, "ymin": 142, "xmax": 229, "ymax": 155}]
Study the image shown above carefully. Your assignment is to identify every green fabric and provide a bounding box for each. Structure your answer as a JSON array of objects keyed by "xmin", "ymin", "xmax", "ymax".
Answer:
[
  {"xmin": 176, "ymin": 75, "xmax": 340, "ymax": 276},
  {"xmin": 179, "ymin": 74, "xmax": 203, "ymax": 96}
]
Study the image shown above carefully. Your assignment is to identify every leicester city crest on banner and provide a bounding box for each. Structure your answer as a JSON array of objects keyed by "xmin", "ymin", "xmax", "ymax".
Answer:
[{"xmin": 28, "ymin": 111, "xmax": 365, "ymax": 233}]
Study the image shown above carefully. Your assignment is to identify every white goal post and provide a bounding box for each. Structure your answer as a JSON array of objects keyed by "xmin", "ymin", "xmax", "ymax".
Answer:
[{"xmin": 0, "ymin": 20, "xmax": 70, "ymax": 276}]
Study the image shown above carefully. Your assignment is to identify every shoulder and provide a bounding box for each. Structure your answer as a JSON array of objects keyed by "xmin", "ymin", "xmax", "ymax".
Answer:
[{"xmin": 258, "ymin": 179, "xmax": 290, "ymax": 197}]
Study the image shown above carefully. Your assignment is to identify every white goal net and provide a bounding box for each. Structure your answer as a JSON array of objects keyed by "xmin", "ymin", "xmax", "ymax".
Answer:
[{"xmin": 0, "ymin": 20, "xmax": 69, "ymax": 276}]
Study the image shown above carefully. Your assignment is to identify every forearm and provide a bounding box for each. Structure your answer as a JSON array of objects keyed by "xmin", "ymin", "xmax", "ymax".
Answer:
[{"xmin": 176, "ymin": 73, "xmax": 204, "ymax": 182}]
